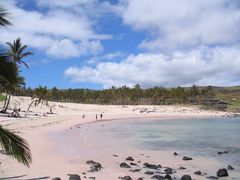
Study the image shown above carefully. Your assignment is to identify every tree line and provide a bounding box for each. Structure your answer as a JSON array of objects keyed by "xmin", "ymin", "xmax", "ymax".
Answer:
[{"xmin": 16, "ymin": 84, "xmax": 215, "ymax": 106}]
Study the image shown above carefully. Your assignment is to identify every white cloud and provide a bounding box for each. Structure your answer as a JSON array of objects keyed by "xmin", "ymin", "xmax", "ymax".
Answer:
[
  {"xmin": 0, "ymin": 0, "xmax": 110, "ymax": 58},
  {"xmin": 47, "ymin": 39, "xmax": 103, "ymax": 58},
  {"xmin": 64, "ymin": 45, "xmax": 240, "ymax": 88},
  {"xmin": 120, "ymin": 0, "xmax": 240, "ymax": 51},
  {"xmin": 87, "ymin": 51, "xmax": 126, "ymax": 64}
]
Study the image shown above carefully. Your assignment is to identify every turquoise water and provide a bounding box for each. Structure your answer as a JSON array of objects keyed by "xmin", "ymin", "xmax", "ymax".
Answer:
[{"xmin": 88, "ymin": 118, "xmax": 240, "ymax": 168}]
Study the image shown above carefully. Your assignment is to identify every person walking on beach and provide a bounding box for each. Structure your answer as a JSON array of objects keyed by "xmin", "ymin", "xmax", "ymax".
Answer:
[
  {"xmin": 100, "ymin": 113, "xmax": 103, "ymax": 120},
  {"xmin": 96, "ymin": 114, "xmax": 98, "ymax": 120}
]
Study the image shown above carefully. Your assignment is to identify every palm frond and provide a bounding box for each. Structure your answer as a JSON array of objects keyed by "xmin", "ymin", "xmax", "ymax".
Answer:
[
  {"xmin": 0, "ymin": 7, "xmax": 11, "ymax": 27},
  {"xmin": 0, "ymin": 126, "xmax": 32, "ymax": 167}
]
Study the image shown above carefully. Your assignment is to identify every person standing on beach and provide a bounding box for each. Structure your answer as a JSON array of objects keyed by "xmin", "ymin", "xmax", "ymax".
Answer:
[
  {"xmin": 100, "ymin": 113, "xmax": 103, "ymax": 120},
  {"xmin": 96, "ymin": 114, "xmax": 98, "ymax": 120}
]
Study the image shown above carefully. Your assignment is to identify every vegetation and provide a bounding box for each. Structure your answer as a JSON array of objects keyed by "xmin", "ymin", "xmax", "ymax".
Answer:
[
  {"xmin": 18, "ymin": 84, "xmax": 215, "ymax": 105},
  {"xmin": 0, "ymin": 6, "xmax": 32, "ymax": 167},
  {"xmin": 17, "ymin": 85, "xmax": 240, "ymax": 112},
  {"xmin": 0, "ymin": 126, "xmax": 31, "ymax": 167},
  {"xmin": 214, "ymin": 86, "xmax": 240, "ymax": 112},
  {"xmin": 27, "ymin": 86, "xmax": 50, "ymax": 111},
  {"xmin": 0, "ymin": 94, "xmax": 5, "ymax": 101}
]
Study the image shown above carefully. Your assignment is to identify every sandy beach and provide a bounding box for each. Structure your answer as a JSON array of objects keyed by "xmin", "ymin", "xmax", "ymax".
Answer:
[{"xmin": 0, "ymin": 96, "xmax": 238, "ymax": 179}]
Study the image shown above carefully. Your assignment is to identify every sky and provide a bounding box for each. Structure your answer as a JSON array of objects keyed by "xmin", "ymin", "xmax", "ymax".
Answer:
[{"xmin": 1, "ymin": 0, "xmax": 240, "ymax": 89}]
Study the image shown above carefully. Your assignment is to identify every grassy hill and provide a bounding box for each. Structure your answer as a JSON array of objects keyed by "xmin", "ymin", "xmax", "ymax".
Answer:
[{"xmin": 213, "ymin": 86, "xmax": 240, "ymax": 112}]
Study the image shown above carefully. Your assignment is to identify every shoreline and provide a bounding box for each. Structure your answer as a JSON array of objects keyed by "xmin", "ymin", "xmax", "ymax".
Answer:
[{"xmin": 0, "ymin": 96, "xmax": 238, "ymax": 179}]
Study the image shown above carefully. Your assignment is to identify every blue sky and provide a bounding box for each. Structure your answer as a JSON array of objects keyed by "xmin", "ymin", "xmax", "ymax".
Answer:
[{"xmin": 1, "ymin": 0, "xmax": 240, "ymax": 89}]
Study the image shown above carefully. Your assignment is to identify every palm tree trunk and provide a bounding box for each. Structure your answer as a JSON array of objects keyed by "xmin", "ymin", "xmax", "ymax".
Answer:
[
  {"xmin": 2, "ymin": 93, "xmax": 8, "ymax": 109},
  {"xmin": 4, "ymin": 94, "xmax": 11, "ymax": 112},
  {"xmin": 27, "ymin": 100, "xmax": 36, "ymax": 112}
]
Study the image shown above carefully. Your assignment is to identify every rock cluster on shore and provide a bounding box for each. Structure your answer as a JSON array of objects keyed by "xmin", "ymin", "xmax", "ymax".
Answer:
[{"xmin": 49, "ymin": 151, "xmax": 235, "ymax": 180}]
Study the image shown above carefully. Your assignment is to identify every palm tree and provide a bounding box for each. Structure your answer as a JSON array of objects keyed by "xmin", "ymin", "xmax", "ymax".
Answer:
[
  {"xmin": 0, "ymin": 126, "xmax": 32, "ymax": 167},
  {"xmin": 27, "ymin": 86, "xmax": 49, "ymax": 112},
  {"xmin": 0, "ymin": 6, "xmax": 11, "ymax": 26},
  {"xmin": 6, "ymin": 38, "xmax": 33, "ymax": 68},
  {"xmin": 0, "ymin": 5, "xmax": 32, "ymax": 167}
]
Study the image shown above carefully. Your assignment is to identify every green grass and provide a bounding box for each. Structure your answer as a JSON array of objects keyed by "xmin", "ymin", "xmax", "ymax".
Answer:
[
  {"xmin": 213, "ymin": 86, "xmax": 240, "ymax": 112},
  {"xmin": 0, "ymin": 94, "xmax": 5, "ymax": 102}
]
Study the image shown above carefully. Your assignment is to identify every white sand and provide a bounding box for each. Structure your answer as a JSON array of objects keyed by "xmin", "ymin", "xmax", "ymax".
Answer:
[{"xmin": 0, "ymin": 96, "xmax": 236, "ymax": 179}]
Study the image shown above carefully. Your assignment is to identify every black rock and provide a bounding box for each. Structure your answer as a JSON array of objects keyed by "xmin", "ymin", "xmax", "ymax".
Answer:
[
  {"xmin": 173, "ymin": 152, "xmax": 178, "ymax": 156},
  {"xmin": 181, "ymin": 175, "xmax": 192, "ymax": 180},
  {"xmin": 165, "ymin": 174, "xmax": 172, "ymax": 180},
  {"xmin": 194, "ymin": 171, "xmax": 201, "ymax": 175},
  {"xmin": 87, "ymin": 161, "xmax": 102, "ymax": 172},
  {"xmin": 138, "ymin": 178, "xmax": 144, "ymax": 180},
  {"xmin": 217, "ymin": 168, "xmax": 228, "ymax": 177},
  {"xmin": 119, "ymin": 176, "xmax": 132, "ymax": 180},
  {"xmin": 120, "ymin": 162, "xmax": 131, "ymax": 168},
  {"xmin": 113, "ymin": 154, "xmax": 119, "ymax": 157},
  {"xmin": 86, "ymin": 160, "xmax": 95, "ymax": 164},
  {"xmin": 179, "ymin": 167, "xmax": 186, "ymax": 170},
  {"xmin": 68, "ymin": 174, "xmax": 81, "ymax": 180},
  {"xmin": 89, "ymin": 177, "xmax": 95, "ymax": 180},
  {"xmin": 182, "ymin": 156, "xmax": 192, "ymax": 161},
  {"xmin": 130, "ymin": 169, "xmax": 141, "ymax": 172},
  {"xmin": 126, "ymin": 156, "xmax": 134, "ymax": 161},
  {"xmin": 143, "ymin": 162, "xmax": 161, "ymax": 169},
  {"xmin": 52, "ymin": 178, "xmax": 61, "ymax": 180},
  {"xmin": 130, "ymin": 162, "xmax": 137, "ymax": 166},
  {"xmin": 151, "ymin": 175, "xmax": 164, "ymax": 179},
  {"xmin": 206, "ymin": 176, "xmax": 218, "ymax": 179},
  {"xmin": 217, "ymin": 152, "xmax": 223, "ymax": 155},
  {"xmin": 227, "ymin": 165, "xmax": 234, "ymax": 170},
  {"xmin": 223, "ymin": 150, "xmax": 228, "ymax": 154},
  {"xmin": 164, "ymin": 168, "xmax": 173, "ymax": 174},
  {"xmin": 145, "ymin": 171, "xmax": 154, "ymax": 175}
]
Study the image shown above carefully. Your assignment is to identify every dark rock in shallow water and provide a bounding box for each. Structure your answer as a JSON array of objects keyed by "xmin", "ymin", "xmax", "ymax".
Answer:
[
  {"xmin": 179, "ymin": 167, "xmax": 186, "ymax": 170},
  {"xmin": 182, "ymin": 156, "xmax": 192, "ymax": 161},
  {"xmin": 120, "ymin": 162, "xmax": 131, "ymax": 168},
  {"xmin": 206, "ymin": 176, "xmax": 218, "ymax": 179},
  {"xmin": 165, "ymin": 174, "xmax": 172, "ymax": 180},
  {"xmin": 164, "ymin": 168, "xmax": 173, "ymax": 174},
  {"xmin": 173, "ymin": 152, "xmax": 178, "ymax": 156},
  {"xmin": 145, "ymin": 171, "xmax": 154, "ymax": 175},
  {"xmin": 138, "ymin": 178, "xmax": 144, "ymax": 180},
  {"xmin": 130, "ymin": 169, "xmax": 141, "ymax": 172},
  {"xmin": 119, "ymin": 176, "xmax": 132, "ymax": 180},
  {"xmin": 228, "ymin": 165, "xmax": 234, "ymax": 170},
  {"xmin": 181, "ymin": 175, "xmax": 192, "ymax": 180},
  {"xmin": 217, "ymin": 168, "xmax": 228, "ymax": 177},
  {"xmin": 194, "ymin": 171, "xmax": 202, "ymax": 175},
  {"xmin": 130, "ymin": 162, "xmax": 137, "ymax": 166},
  {"xmin": 89, "ymin": 177, "xmax": 95, "ymax": 180},
  {"xmin": 86, "ymin": 160, "xmax": 95, "ymax": 164},
  {"xmin": 68, "ymin": 174, "xmax": 81, "ymax": 180},
  {"xmin": 113, "ymin": 154, "xmax": 119, "ymax": 157},
  {"xmin": 52, "ymin": 178, "xmax": 61, "ymax": 180},
  {"xmin": 143, "ymin": 162, "xmax": 161, "ymax": 169},
  {"xmin": 126, "ymin": 156, "xmax": 134, "ymax": 161},
  {"xmin": 151, "ymin": 175, "xmax": 164, "ymax": 179},
  {"xmin": 218, "ymin": 151, "xmax": 228, "ymax": 155},
  {"xmin": 87, "ymin": 161, "xmax": 102, "ymax": 172}
]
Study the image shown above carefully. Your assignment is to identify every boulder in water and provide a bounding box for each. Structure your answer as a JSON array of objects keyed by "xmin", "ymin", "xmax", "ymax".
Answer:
[
  {"xmin": 217, "ymin": 168, "xmax": 228, "ymax": 177},
  {"xmin": 181, "ymin": 175, "xmax": 192, "ymax": 180}
]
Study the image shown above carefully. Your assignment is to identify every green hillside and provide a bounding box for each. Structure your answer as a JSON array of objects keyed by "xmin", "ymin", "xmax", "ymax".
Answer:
[{"xmin": 213, "ymin": 86, "xmax": 240, "ymax": 112}]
